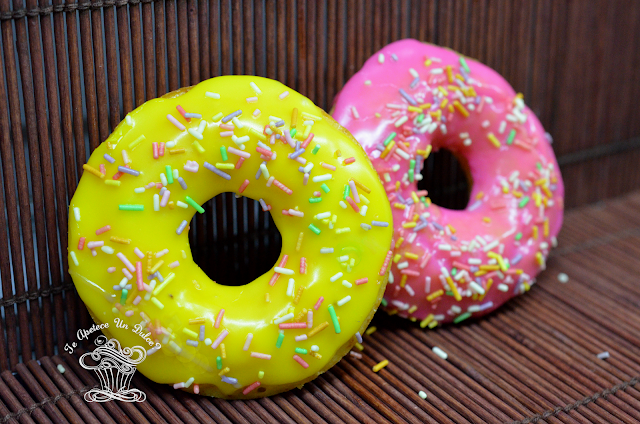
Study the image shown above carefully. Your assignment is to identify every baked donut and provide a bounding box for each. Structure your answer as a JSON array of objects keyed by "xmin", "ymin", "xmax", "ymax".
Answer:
[
  {"xmin": 68, "ymin": 76, "xmax": 393, "ymax": 398},
  {"xmin": 332, "ymin": 39, "xmax": 564, "ymax": 326}
]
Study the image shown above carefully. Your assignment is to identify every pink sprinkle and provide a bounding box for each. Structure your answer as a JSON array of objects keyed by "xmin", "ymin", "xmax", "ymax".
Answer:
[
  {"xmin": 117, "ymin": 252, "xmax": 136, "ymax": 273},
  {"xmin": 96, "ymin": 225, "xmax": 111, "ymax": 235},
  {"xmin": 136, "ymin": 261, "xmax": 144, "ymax": 290},
  {"xmin": 420, "ymin": 253, "xmax": 431, "ymax": 269},
  {"xmin": 219, "ymin": 131, "xmax": 234, "ymax": 137},
  {"xmin": 313, "ymin": 191, "xmax": 321, "ymax": 197},
  {"xmin": 134, "ymin": 248, "xmax": 145, "ymax": 259},
  {"xmin": 107, "ymin": 267, "xmax": 116, "ymax": 273},
  {"xmin": 401, "ymin": 269, "xmax": 420, "ymax": 276},
  {"xmin": 452, "ymin": 261, "xmax": 471, "ymax": 271},
  {"xmin": 155, "ymin": 182, "xmax": 163, "ymax": 189},
  {"xmin": 250, "ymin": 352, "xmax": 272, "ymax": 360},
  {"xmin": 273, "ymin": 179, "xmax": 293, "ymax": 195},
  {"xmin": 300, "ymin": 257, "xmax": 307, "ymax": 275},
  {"xmin": 268, "ymin": 273, "xmax": 279, "ymax": 286},
  {"xmin": 269, "ymin": 255, "xmax": 288, "ymax": 286},
  {"xmin": 215, "ymin": 309, "xmax": 225, "ymax": 328},
  {"xmin": 256, "ymin": 147, "xmax": 273, "ymax": 157},
  {"xmin": 228, "ymin": 147, "xmax": 250, "ymax": 158},
  {"xmin": 379, "ymin": 250, "xmax": 393, "ymax": 276},
  {"xmin": 314, "ymin": 297, "xmax": 324, "ymax": 310},
  {"xmin": 235, "ymin": 157, "xmax": 245, "ymax": 169},
  {"xmin": 344, "ymin": 157, "xmax": 355, "ymax": 165},
  {"xmin": 282, "ymin": 209, "xmax": 290, "ymax": 216},
  {"xmin": 78, "ymin": 237, "xmax": 86, "ymax": 250},
  {"xmin": 243, "ymin": 333, "xmax": 253, "ymax": 351},
  {"xmin": 133, "ymin": 296, "xmax": 142, "ymax": 305},
  {"xmin": 355, "ymin": 278, "xmax": 368, "ymax": 285},
  {"xmin": 159, "ymin": 142, "xmax": 165, "ymax": 156},
  {"xmin": 220, "ymin": 123, "xmax": 234, "ymax": 130},
  {"xmin": 152, "ymin": 142, "xmax": 159, "ymax": 159},
  {"xmin": 145, "ymin": 182, "xmax": 156, "ymax": 189},
  {"xmin": 167, "ymin": 114, "xmax": 186, "ymax": 131},
  {"xmin": 346, "ymin": 197, "xmax": 360, "ymax": 213},
  {"xmin": 260, "ymin": 154, "xmax": 271, "ymax": 161},
  {"xmin": 99, "ymin": 163, "xmax": 106, "ymax": 175},
  {"xmin": 288, "ymin": 209, "xmax": 304, "ymax": 217},
  {"xmin": 193, "ymin": 384, "xmax": 199, "ymax": 394},
  {"xmin": 350, "ymin": 351, "xmax": 363, "ymax": 359},
  {"xmin": 295, "ymin": 334, "xmax": 307, "ymax": 342},
  {"xmin": 303, "ymin": 174, "xmax": 309, "ymax": 185},
  {"xmin": 416, "ymin": 190, "xmax": 428, "ymax": 197},
  {"xmin": 86, "ymin": 241, "xmax": 104, "ymax": 249},
  {"xmin": 122, "ymin": 268, "xmax": 133, "ymax": 280},
  {"xmin": 307, "ymin": 310, "xmax": 313, "ymax": 328},
  {"xmin": 279, "ymin": 322, "xmax": 307, "ymax": 329},
  {"xmin": 349, "ymin": 180, "xmax": 360, "ymax": 203},
  {"xmin": 321, "ymin": 163, "xmax": 336, "ymax": 171},
  {"xmin": 239, "ymin": 179, "xmax": 250, "ymax": 193},
  {"xmin": 293, "ymin": 355, "xmax": 309, "ymax": 368},
  {"xmin": 176, "ymin": 105, "xmax": 190, "ymax": 122},
  {"xmin": 169, "ymin": 261, "xmax": 180, "ymax": 268},
  {"xmin": 242, "ymin": 381, "xmax": 260, "ymax": 395},
  {"xmin": 283, "ymin": 130, "xmax": 295, "ymax": 148},
  {"xmin": 160, "ymin": 190, "xmax": 171, "ymax": 207},
  {"xmin": 211, "ymin": 329, "xmax": 228, "ymax": 349},
  {"xmin": 301, "ymin": 133, "xmax": 314, "ymax": 149},
  {"xmin": 125, "ymin": 310, "xmax": 134, "ymax": 317},
  {"xmin": 173, "ymin": 382, "xmax": 185, "ymax": 389}
]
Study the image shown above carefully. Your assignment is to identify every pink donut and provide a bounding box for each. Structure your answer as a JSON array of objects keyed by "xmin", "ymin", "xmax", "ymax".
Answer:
[{"xmin": 332, "ymin": 39, "xmax": 564, "ymax": 326}]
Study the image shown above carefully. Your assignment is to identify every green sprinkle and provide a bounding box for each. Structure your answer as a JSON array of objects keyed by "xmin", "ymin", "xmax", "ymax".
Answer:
[
  {"xmin": 308, "ymin": 224, "xmax": 321, "ymax": 235},
  {"xmin": 328, "ymin": 304, "xmax": 341, "ymax": 334},
  {"xmin": 185, "ymin": 196, "xmax": 205, "ymax": 214},
  {"xmin": 309, "ymin": 197, "xmax": 322, "ymax": 203},
  {"xmin": 119, "ymin": 204, "xmax": 144, "ymax": 211},
  {"xmin": 216, "ymin": 356, "xmax": 222, "ymax": 369},
  {"xmin": 416, "ymin": 114, "xmax": 425, "ymax": 124},
  {"xmin": 518, "ymin": 196, "xmax": 530, "ymax": 208},
  {"xmin": 120, "ymin": 289, "xmax": 128, "ymax": 305},
  {"xmin": 445, "ymin": 291, "xmax": 454, "ymax": 297},
  {"xmin": 290, "ymin": 128, "xmax": 297, "ymax": 137},
  {"xmin": 506, "ymin": 129, "xmax": 516, "ymax": 145},
  {"xmin": 343, "ymin": 184, "xmax": 350, "ymax": 200},
  {"xmin": 320, "ymin": 183, "xmax": 330, "ymax": 193},
  {"xmin": 192, "ymin": 141, "xmax": 205, "ymax": 153},
  {"xmin": 536, "ymin": 162, "xmax": 542, "ymax": 170},
  {"xmin": 383, "ymin": 132, "xmax": 396, "ymax": 146},
  {"xmin": 451, "ymin": 268, "xmax": 457, "ymax": 276},
  {"xmin": 409, "ymin": 159, "xmax": 416, "ymax": 170},
  {"xmin": 220, "ymin": 146, "xmax": 228, "ymax": 161},
  {"xmin": 381, "ymin": 298, "xmax": 388, "ymax": 307},
  {"xmin": 276, "ymin": 332, "xmax": 284, "ymax": 348},
  {"xmin": 294, "ymin": 347, "xmax": 308, "ymax": 355},
  {"xmin": 515, "ymin": 232, "xmax": 523, "ymax": 241},
  {"xmin": 312, "ymin": 144, "xmax": 321, "ymax": 155},
  {"xmin": 459, "ymin": 56, "xmax": 470, "ymax": 73},
  {"xmin": 258, "ymin": 371, "xmax": 264, "ymax": 379},
  {"xmin": 212, "ymin": 112, "xmax": 223, "ymax": 121},
  {"xmin": 453, "ymin": 312, "xmax": 472, "ymax": 324},
  {"xmin": 166, "ymin": 165, "xmax": 174, "ymax": 184}
]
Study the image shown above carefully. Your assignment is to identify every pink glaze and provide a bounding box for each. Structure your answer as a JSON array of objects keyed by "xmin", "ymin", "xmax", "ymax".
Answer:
[{"xmin": 332, "ymin": 39, "xmax": 564, "ymax": 326}]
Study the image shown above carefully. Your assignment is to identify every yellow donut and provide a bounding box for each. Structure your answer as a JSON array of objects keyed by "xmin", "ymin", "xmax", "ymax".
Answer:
[{"xmin": 68, "ymin": 76, "xmax": 393, "ymax": 399}]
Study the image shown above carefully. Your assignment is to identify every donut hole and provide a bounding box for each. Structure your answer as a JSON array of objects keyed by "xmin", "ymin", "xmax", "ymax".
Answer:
[
  {"xmin": 190, "ymin": 194, "xmax": 282, "ymax": 287},
  {"xmin": 417, "ymin": 148, "xmax": 470, "ymax": 210}
]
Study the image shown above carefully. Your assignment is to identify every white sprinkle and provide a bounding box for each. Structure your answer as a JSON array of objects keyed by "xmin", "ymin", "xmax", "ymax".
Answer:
[
  {"xmin": 360, "ymin": 223, "xmax": 371, "ymax": 230},
  {"xmin": 101, "ymin": 246, "xmax": 114, "ymax": 254},
  {"xmin": 287, "ymin": 278, "xmax": 295, "ymax": 297},
  {"xmin": 351, "ymin": 106, "xmax": 360, "ymax": 119},
  {"xmin": 312, "ymin": 174, "xmax": 332, "ymax": 183},
  {"xmin": 339, "ymin": 201, "xmax": 347, "ymax": 209},
  {"xmin": 153, "ymin": 194, "xmax": 160, "ymax": 211},
  {"xmin": 320, "ymin": 248, "xmax": 334, "ymax": 254},
  {"xmin": 337, "ymin": 296, "xmax": 351, "ymax": 306},
  {"xmin": 430, "ymin": 68, "xmax": 443, "ymax": 74},
  {"xmin": 497, "ymin": 284, "xmax": 509, "ymax": 292},
  {"xmin": 205, "ymin": 91, "xmax": 220, "ymax": 99},
  {"xmin": 394, "ymin": 116, "xmax": 408, "ymax": 127},
  {"xmin": 315, "ymin": 212, "xmax": 331, "ymax": 220},
  {"xmin": 57, "ymin": 364, "xmax": 66, "ymax": 373},
  {"xmin": 311, "ymin": 345, "xmax": 319, "ymax": 352},
  {"xmin": 378, "ymin": 53, "xmax": 385, "ymax": 63},
  {"xmin": 418, "ymin": 391, "xmax": 427, "ymax": 399},
  {"xmin": 246, "ymin": 96, "xmax": 258, "ymax": 103},
  {"xmin": 330, "ymin": 272, "xmax": 343, "ymax": 282},
  {"xmin": 481, "ymin": 120, "xmax": 490, "ymax": 128},
  {"xmin": 73, "ymin": 207, "xmax": 81, "ymax": 222},
  {"xmin": 274, "ymin": 266, "xmax": 294, "ymax": 275},
  {"xmin": 70, "ymin": 251, "xmax": 79, "ymax": 266},
  {"xmin": 279, "ymin": 91, "xmax": 289, "ymax": 99},
  {"xmin": 597, "ymin": 351, "xmax": 610, "ymax": 360},
  {"xmin": 274, "ymin": 313, "xmax": 294, "ymax": 325},
  {"xmin": 557, "ymin": 273, "xmax": 569, "ymax": 283},
  {"xmin": 409, "ymin": 68, "xmax": 419, "ymax": 78},
  {"xmin": 432, "ymin": 347, "xmax": 448, "ymax": 360},
  {"xmin": 250, "ymin": 81, "xmax": 261, "ymax": 94},
  {"xmin": 397, "ymin": 261, "xmax": 409, "ymax": 270},
  {"xmin": 342, "ymin": 280, "xmax": 352, "ymax": 288},
  {"xmin": 469, "ymin": 281, "xmax": 485, "ymax": 295},
  {"xmin": 483, "ymin": 240, "xmax": 500, "ymax": 252}
]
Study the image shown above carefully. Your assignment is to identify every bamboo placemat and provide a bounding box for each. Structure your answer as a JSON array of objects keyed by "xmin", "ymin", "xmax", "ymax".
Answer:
[{"xmin": 2, "ymin": 192, "xmax": 640, "ymax": 423}]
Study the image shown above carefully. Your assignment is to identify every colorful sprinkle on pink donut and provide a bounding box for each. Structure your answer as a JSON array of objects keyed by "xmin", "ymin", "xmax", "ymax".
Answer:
[{"xmin": 332, "ymin": 39, "xmax": 564, "ymax": 326}]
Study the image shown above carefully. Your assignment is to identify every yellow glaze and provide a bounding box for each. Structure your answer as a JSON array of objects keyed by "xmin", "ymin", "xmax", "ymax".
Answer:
[{"xmin": 68, "ymin": 76, "xmax": 393, "ymax": 398}]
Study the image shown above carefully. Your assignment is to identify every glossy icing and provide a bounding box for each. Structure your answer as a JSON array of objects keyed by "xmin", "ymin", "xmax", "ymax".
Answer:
[
  {"xmin": 332, "ymin": 39, "xmax": 564, "ymax": 326},
  {"xmin": 68, "ymin": 76, "xmax": 393, "ymax": 398}
]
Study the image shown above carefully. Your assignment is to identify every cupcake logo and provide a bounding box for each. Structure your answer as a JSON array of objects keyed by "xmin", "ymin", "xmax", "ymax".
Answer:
[{"xmin": 79, "ymin": 335, "xmax": 147, "ymax": 402}]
